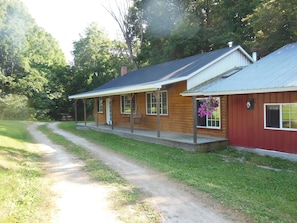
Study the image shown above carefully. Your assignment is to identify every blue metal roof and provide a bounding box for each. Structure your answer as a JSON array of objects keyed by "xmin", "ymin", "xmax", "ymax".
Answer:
[
  {"xmin": 196, "ymin": 43, "xmax": 297, "ymax": 95},
  {"xmin": 69, "ymin": 45, "xmax": 252, "ymax": 99},
  {"xmin": 92, "ymin": 46, "xmax": 237, "ymax": 91}
]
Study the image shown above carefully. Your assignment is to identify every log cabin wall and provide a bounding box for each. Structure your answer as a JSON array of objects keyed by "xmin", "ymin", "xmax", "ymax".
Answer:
[{"xmin": 93, "ymin": 81, "xmax": 228, "ymax": 138}]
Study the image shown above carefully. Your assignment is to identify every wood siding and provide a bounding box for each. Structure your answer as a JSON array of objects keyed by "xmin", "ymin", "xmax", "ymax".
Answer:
[
  {"xmin": 228, "ymin": 92, "xmax": 297, "ymax": 154},
  {"xmin": 197, "ymin": 95, "xmax": 228, "ymax": 138},
  {"xmin": 93, "ymin": 81, "xmax": 228, "ymax": 137}
]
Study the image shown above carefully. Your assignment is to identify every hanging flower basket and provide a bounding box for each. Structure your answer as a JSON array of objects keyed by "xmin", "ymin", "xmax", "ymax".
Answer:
[{"xmin": 198, "ymin": 96, "xmax": 219, "ymax": 117}]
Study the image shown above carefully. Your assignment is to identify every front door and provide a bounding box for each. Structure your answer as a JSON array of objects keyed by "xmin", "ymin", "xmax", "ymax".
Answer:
[{"xmin": 106, "ymin": 98, "xmax": 112, "ymax": 125}]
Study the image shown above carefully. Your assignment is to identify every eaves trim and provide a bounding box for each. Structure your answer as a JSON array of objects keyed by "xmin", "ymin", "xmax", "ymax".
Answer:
[{"xmin": 181, "ymin": 87, "xmax": 297, "ymax": 97}]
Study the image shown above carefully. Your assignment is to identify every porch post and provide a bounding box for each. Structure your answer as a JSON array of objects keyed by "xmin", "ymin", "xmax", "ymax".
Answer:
[
  {"xmin": 74, "ymin": 99, "xmax": 78, "ymax": 124},
  {"xmin": 192, "ymin": 96, "xmax": 197, "ymax": 144},
  {"xmin": 156, "ymin": 89, "xmax": 161, "ymax": 137},
  {"xmin": 95, "ymin": 97, "xmax": 99, "ymax": 127},
  {"xmin": 83, "ymin": 98, "xmax": 87, "ymax": 126},
  {"xmin": 129, "ymin": 93, "xmax": 135, "ymax": 133},
  {"xmin": 110, "ymin": 96, "xmax": 114, "ymax": 130}
]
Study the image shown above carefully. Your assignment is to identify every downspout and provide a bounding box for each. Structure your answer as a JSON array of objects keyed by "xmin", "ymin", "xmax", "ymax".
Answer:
[
  {"xmin": 156, "ymin": 89, "xmax": 161, "ymax": 137},
  {"xmin": 83, "ymin": 98, "xmax": 87, "ymax": 126},
  {"xmin": 74, "ymin": 99, "xmax": 78, "ymax": 124},
  {"xmin": 192, "ymin": 96, "xmax": 197, "ymax": 144},
  {"xmin": 130, "ymin": 93, "xmax": 135, "ymax": 133},
  {"xmin": 95, "ymin": 97, "xmax": 99, "ymax": 128}
]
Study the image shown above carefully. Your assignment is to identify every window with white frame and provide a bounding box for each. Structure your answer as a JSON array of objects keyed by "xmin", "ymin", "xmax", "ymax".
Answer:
[
  {"xmin": 146, "ymin": 91, "xmax": 168, "ymax": 115},
  {"xmin": 265, "ymin": 103, "xmax": 297, "ymax": 130},
  {"xmin": 97, "ymin": 98, "xmax": 103, "ymax": 113},
  {"xmin": 197, "ymin": 98, "xmax": 220, "ymax": 128},
  {"xmin": 121, "ymin": 95, "xmax": 136, "ymax": 114}
]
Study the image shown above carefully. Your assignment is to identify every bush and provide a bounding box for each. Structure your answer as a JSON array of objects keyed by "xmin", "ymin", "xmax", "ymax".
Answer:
[{"xmin": 0, "ymin": 94, "xmax": 35, "ymax": 120}]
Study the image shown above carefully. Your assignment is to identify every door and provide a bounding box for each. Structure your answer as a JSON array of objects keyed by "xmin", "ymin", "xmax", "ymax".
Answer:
[{"xmin": 106, "ymin": 98, "xmax": 112, "ymax": 125}]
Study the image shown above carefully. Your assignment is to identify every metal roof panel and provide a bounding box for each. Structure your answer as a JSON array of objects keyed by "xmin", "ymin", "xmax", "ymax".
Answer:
[{"xmin": 189, "ymin": 43, "xmax": 297, "ymax": 95}]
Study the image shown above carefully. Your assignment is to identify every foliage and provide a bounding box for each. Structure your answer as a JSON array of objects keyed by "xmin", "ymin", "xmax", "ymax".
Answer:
[
  {"xmin": 198, "ymin": 96, "xmax": 219, "ymax": 117},
  {"xmin": 0, "ymin": 121, "xmax": 53, "ymax": 223},
  {"xmin": 0, "ymin": 0, "xmax": 67, "ymax": 120},
  {"xmin": 0, "ymin": 94, "xmax": 35, "ymax": 120},
  {"xmin": 132, "ymin": 0, "xmax": 297, "ymax": 66},
  {"xmin": 59, "ymin": 122, "xmax": 297, "ymax": 223},
  {"xmin": 103, "ymin": 0, "xmax": 143, "ymax": 69},
  {"xmin": 244, "ymin": 0, "xmax": 297, "ymax": 57},
  {"xmin": 69, "ymin": 22, "xmax": 132, "ymax": 119},
  {"xmin": 71, "ymin": 22, "xmax": 129, "ymax": 94}
]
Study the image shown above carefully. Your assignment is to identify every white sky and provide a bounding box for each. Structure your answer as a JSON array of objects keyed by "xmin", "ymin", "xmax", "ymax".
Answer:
[{"xmin": 21, "ymin": 0, "xmax": 122, "ymax": 62}]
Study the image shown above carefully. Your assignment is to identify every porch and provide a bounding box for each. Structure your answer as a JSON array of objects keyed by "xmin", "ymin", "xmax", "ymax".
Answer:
[{"xmin": 76, "ymin": 122, "xmax": 228, "ymax": 152}]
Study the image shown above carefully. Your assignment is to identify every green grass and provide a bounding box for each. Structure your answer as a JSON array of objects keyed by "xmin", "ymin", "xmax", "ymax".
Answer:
[
  {"xmin": 0, "ymin": 121, "xmax": 53, "ymax": 223},
  {"xmin": 59, "ymin": 122, "xmax": 297, "ymax": 223},
  {"xmin": 38, "ymin": 124, "xmax": 160, "ymax": 223}
]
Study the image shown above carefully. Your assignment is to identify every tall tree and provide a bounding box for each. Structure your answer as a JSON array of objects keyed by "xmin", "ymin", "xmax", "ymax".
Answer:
[
  {"xmin": 0, "ymin": 0, "xmax": 67, "ymax": 119},
  {"xmin": 103, "ymin": 0, "xmax": 143, "ymax": 69},
  {"xmin": 245, "ymin": 0, "xmax": 297, "ymax": 57},
  {"xmin": 71, "ymin": 22, "xmax": 130, "ymax": 94}
]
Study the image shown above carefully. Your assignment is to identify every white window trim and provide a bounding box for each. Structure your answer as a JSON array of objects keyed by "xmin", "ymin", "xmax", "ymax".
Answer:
[
  {"xmin": 146, "ymin": 91, "xmax": 168, "ymax": 116},
  {"xmin": 196, "ymin": 97, "xmax": 221, "ymax": 129},
  {"xmin": 264, "ymin": 103, "xmax": 297, "ymax": 131},
  {"xmin": 120, "ymin": 94, "xmax": 136, "ymax": 114}
]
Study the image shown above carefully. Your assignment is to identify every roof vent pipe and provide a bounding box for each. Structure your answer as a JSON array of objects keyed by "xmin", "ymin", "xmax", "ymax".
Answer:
[
  {"xmin": 252, "ymin": 52, "xmax": 257, "ymax": 61},
  {"xmin": 121, "ymin": 66, "xmax": 128, "ymax": 76},
  {"xmin": 228, "ymin": 41, "xmax": 233, "ymax": 47}
]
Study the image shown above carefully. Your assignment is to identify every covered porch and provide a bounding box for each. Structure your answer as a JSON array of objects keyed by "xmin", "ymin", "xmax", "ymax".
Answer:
[{"xmin": 76, "ymin": 122, "xmax": 228, "ymax": 152}]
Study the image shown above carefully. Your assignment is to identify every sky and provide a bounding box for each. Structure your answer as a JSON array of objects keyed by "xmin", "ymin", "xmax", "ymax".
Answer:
[{"xmin": 21, "ymin": 0, "xmax": 122, "ymax": 62}]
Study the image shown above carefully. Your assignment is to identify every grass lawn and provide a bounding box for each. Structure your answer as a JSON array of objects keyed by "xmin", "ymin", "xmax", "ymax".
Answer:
[
  {"xmin": 0, "ymin": 121, "xmax": 53, "ymax": 223},
  {"xmin": 59, "ymin": 122, "xmax": 297, "ymax": 223}
]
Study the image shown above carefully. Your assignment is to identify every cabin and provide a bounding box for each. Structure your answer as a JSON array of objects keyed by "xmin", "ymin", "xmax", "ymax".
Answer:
[
  {"xmin": 69, "ymin": 45, "xmax": 254, "ymax": 151},
  {"xmin": 182, "ymin": 43, "xmax": 297, "ymax": 154}
]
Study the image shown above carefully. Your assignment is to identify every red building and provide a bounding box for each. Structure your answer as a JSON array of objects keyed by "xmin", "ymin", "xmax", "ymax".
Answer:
[{"xmin": 183, "ymin": 43, "xmax": 297, "ymax": 154}]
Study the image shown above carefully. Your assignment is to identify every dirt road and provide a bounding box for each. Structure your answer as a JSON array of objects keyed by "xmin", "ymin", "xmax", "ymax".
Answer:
[
  {"xmin": 28, "ymin": 123, "xmax": 122, "ymax": 223},
  {"xmin": 29, "ymin": 122, "xmax": 244, "ymax": 223}
]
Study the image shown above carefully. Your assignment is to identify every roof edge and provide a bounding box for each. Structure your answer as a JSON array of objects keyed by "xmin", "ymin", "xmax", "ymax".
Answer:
[
  {"xmin": 181, "ymin": 87, "xmax": 297, "ymax": 97},
  {"xmin": 185, "ymin": 45, "xmax": 254, "ymax": 80}
]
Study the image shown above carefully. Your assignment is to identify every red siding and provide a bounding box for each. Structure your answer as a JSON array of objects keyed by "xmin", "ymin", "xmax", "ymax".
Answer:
[{"xmin": 228, "ymin": 92, "xmax": 297, "ymax": 154}]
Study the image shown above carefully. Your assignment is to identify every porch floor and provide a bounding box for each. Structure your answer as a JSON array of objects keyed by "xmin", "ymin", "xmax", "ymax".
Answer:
[{"xmin": 76, "ymin": 122, "xmax": 228, "ymax": 152}]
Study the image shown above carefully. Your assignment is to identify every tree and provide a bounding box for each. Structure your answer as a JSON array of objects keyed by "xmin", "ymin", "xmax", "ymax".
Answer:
[
  {"xmin": 70, "ymin": 22, "xmax": 132, "ymax": 94},
  {"xmin": 137, "ymin": 0, "xmax": 191, "ymax": 65},
  {"xmin": 0, "ymin": 0, "xmax": 67, "ymax": 120},
  {"xmin": 245, "ymin": 0, "xmax": 297, "ymax": 57},
  {"xmin": 102, "ymin": 0, "xmax": 143, "ymax": 69}
]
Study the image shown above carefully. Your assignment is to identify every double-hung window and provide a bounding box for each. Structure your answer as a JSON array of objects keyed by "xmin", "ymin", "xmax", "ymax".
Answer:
[
  {"xmin": 97, "ymin": 98, "xmax": 103, "ymax": 113},
  {"xmin": 146, "ymin": 91, "xmax": 168, "ymax": 115},
  {"xmin": 196, "ymin": 98, "xmax": 220, "ymax": 128},
  {"xmin": 265, "ymin": 103, "xmax": 297, "ymax": 130},
  {"xmin": 121, "ymin": 95, "xmax": 136, "ymax": 114}
]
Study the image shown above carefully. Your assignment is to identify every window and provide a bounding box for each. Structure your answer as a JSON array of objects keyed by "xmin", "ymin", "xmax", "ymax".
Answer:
[
  {"xmin": 265, "ymin": 103, "xmax": 297, "ymax": 130},
  {"xmin": 197, "ymin": 98, "xmax": 220, "ymax": 128},
  {"xmin": 97, "ymin": 98, "xmax": 103, "ymax": 113},
  {"xmin": 146, "ymin": 91, "xmax": 168, "ymax": 115},
  {"xmin": 121, "ymin": 95, "xmax": 136, "ymax": 114}
]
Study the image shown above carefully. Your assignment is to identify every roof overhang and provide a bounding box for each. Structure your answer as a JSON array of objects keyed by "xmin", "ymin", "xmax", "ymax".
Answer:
[
  {"xmin": 69, "ymin": 77, "xmax": 187, "ymax": 100},
  {"xmin": 181, "ymin": 86, "xmax": 297, "ymax": 97}
]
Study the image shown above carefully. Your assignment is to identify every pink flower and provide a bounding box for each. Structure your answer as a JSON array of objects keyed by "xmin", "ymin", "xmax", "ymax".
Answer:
[{"xmin": 198, "ymin": 96, "xmax": 219, "ymax": 117}]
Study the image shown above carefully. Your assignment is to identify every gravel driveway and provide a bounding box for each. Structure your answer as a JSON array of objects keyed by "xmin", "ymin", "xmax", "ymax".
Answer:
[{"xmin": 29, "ymin": 122, "xmax": 245, "ymax": 223}]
